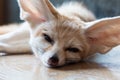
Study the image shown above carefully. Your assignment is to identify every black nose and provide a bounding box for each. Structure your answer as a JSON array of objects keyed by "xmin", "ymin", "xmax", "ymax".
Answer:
[{"xmin": 48, "ymin": 55, "xmax": 59, "ymax": 67}]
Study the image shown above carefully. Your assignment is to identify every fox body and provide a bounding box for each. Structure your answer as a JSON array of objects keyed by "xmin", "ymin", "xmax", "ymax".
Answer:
[{"xmin": 0, "ymin": 0, "xmax": 120, "ymax": 67}]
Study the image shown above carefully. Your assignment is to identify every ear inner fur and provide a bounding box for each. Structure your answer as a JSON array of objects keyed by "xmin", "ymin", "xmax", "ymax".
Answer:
[
  {"xmin": 18, "ymin": 0, "xmax": 61, "ymax": 26},
  {"xmin": 85, "ymin": 17, "xmax": 120, "ymax": 54}
]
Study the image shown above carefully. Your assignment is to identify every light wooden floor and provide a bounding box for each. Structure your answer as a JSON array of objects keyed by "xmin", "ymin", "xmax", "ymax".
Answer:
[{"xmin": 0, "ymin": 46, "xmax": 120, "ymax": 80}]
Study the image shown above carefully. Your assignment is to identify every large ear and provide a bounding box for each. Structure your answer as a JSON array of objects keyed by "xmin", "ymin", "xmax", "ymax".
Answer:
[
  {"xmin": 18, "ymin": 0, "xmax": 60, "ymax": 26},
  {"xmin": 85, "ymin": 16, "xmax": 120, "ymax": 54}
]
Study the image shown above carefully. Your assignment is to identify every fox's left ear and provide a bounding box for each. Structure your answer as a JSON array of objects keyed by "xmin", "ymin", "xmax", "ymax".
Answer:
[
  {"xmin": 85, "ymin": 16, "xmax": 120, "ymax": 54},
  {"xmin": 18, "ymin": 0, "xmax": 60, "ymax": 26}
]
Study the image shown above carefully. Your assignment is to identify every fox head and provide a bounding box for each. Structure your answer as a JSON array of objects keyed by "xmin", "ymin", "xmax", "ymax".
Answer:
[{"xmin": 18, "ymin": 0, "xmax": 120, "ymax": 67}]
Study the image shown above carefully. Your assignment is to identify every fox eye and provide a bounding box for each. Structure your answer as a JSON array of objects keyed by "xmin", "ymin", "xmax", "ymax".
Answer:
[
  {"xmin": 66, "ymin": 47, "xmax": 80, "ymax": 53},
  {"xmin": 43, "ymin": 34, "xmax": 54, "ymax": 44}
]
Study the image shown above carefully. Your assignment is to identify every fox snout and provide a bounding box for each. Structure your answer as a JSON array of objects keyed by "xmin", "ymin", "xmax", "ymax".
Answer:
[{"xmin": 48, "ymin": 54, "xmax": 59, "ymax": 67}]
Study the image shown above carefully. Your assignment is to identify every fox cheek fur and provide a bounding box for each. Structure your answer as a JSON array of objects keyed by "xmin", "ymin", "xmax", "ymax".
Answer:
[{"xmin": 18, "ymin": 0, "xmax": 120, "ymax": 67}]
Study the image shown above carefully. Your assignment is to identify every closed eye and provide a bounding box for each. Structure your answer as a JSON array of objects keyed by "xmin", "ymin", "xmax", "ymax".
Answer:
[
  {"xmin": 43, "ymin": 33, "xmax": 54, "ymax": 44},
  {"xmin": 66, "ymin": 47, "xmax": 80, "ymax": 53}
]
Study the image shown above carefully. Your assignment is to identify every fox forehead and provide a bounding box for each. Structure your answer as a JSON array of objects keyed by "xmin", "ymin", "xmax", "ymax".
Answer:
[
  {"xmin": 34, "ymin": 19, "xmax": 86, "ymax": 42},
  {"xmin": 34, "ymin": 18, "xmax": 84, "ymax": 35}
]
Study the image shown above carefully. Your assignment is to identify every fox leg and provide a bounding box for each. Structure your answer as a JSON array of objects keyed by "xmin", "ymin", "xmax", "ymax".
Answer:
[{"xmin": 0, "ymin": 24, "xmax": 32, "ymax": 55}]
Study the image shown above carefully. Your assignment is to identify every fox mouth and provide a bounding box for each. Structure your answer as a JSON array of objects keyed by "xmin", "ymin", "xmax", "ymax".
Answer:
[{"xmin": 46, "ymin": 58, "xmax": 81, "ymax": 67}]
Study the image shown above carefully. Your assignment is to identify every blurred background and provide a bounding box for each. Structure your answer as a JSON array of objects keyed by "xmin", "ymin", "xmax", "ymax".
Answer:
[{"xmin": 0, "ymin": 0, "xmax": 120, "ymax": 25}]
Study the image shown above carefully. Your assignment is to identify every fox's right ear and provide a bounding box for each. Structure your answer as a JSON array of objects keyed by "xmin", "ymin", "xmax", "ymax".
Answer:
[{"xmin": 18, "ymin": 0, "xmax": 61, "ymax": 26}]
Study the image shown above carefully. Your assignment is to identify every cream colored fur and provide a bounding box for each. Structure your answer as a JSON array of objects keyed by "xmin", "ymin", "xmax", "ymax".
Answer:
[{"xmin": 0, "ymin": 0, "xmax": 120, "ymax": 67}]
